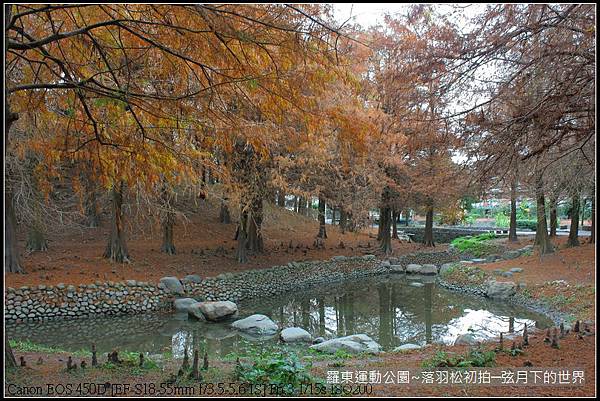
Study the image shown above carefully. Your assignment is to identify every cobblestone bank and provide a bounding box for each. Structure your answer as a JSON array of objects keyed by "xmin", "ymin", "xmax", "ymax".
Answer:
[{"xmin": 5, "ymin": 256, "xmax": 383, "ymax": 324}]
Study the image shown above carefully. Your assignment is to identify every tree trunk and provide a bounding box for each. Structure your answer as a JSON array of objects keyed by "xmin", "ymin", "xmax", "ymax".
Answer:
[
  {"xmin": 297, "ymin": 196, "xmax": 306, "ymax": 216},
  {"xmin": 339, "ymin": 206, "xmax": 347, "ymax": 234},
  {"xmin": 4, "ymin": 42, "xmax": 23, "ymax": 273},
  {"xmin": 379, "ymin": 206, "xmax": 392, "ymax": 254},
  {"xmin": 508, "ymin": 178, "xmax": 518, "ymax": 242},
  {"xmin": 347, "ymin": 211, "xmax": 356, "ymax": 232},
  {"xmin": 581, "ymin": 197, "xmax": 585, "ymax": 228},
  {"xmin": 26, "ymin": 223, "xmax": 48, "ymax": 252},
  {"xmin": 246, "ymin": 198, "xmax": 264, "ymax": 252},
  {"xmin": 5, "ymin": 191, "xmax": 24, "ymax": 273},
  {"xmin": 277, "ymin": 191, "xmax": 285, "ymax": 207},
  {"xmin": 103, "ymin": 182, "xmax": 130, "ymax": 263},
  {"xmin": 219, "ymin": 201, "xmax": 231, "ymax": 224},
  {"xmin": 317, "ymin": 196, "xmax": 327, "ymax": 238},
  {"xmin": 423, "ymin": 204, "xmax": 435, "ymax": 247},
  {"xmin": 236, "ymin": 208, "xmax": 248, "ymax": 263},
  {"xmin": 534, "ymin": 175, "xmax": 554, "ymax": 255},
  {"xmin": 5, "ymin": 337, "xmax": 17, "ymax": 368},
  {"xmin": 392, "ymin": 209, "xmax": 399, "ymax": 239},
  {"xmin": 549, "ymin": 196, "xmax": 558, "ymax": 237},
  {"xmin": 161, "ymin": 211, "xmax": 176, "ymax": 255},
  {"xmin": 591, "ymin": 196, "xmax": 595, "ymax": 244},
  {"xmin": 567, "ymin": 192, "xmax": 580, "ymax": 247}
]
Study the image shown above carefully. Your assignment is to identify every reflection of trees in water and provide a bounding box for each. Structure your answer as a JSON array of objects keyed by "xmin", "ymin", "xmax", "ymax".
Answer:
[
  {"xmin": 6, "ymin": 275, "xmax": 553, "ymax": 355},
  {"xmin": 244, "ymin": 275, "xmax": 553, "ymax": 349}
]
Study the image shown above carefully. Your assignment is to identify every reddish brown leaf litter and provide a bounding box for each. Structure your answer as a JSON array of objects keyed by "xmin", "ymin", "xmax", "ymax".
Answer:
[{"xmin": 5, "ymin": 203, "xmax": 441, "ymax": 288}]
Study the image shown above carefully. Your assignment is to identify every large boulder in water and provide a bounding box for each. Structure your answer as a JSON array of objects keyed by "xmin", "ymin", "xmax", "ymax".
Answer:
[
  {"xmin": 406, "ymin": 264, "xmax": 422, "ymax": 274},
  {"xmin": 187, "ymin": 302, "xmax": 207, "ymax": 321},
  {"xmin": 231, "ymin": 314, "xmax": 278, "ymax": 336},
  {"xmin": 159, "ymin": 277, "xmax": 184, "ymax": 295},
  {"xmin": 420, "ymin": 264, "xmax": 438, "ymax": 275},
  {"xmin": 280, "ymin": 327, "xmax": 312, "ymax": 343},
  {"xmin": 193, "ymin": 301, "xmax": 238, "ymax": 321},
  {"xmin": 174, "ymin": 298, "xmax": 197, "ymax": 312},
  {"xmin": 486, "ymin": 280, "xmax": 516, "ymax": 300},
  {"xmin": 309, "ymin": 334, "xmax": 382, "ymax": 354}
]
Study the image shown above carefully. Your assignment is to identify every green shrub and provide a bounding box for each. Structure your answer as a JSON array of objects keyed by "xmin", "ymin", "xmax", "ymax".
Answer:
[
  {"xmin": 234, "ymin": 350, "xmax": 320, "ymax": 395},
  {"xmin": 516, "ymin": 219, "xmax": 537, "ymax": 230},
  {"xmin": 422, "ymin": 348, "xmax": 496, "ymax": 369},
  {"xmin": 494, "ymin": 213, "xmax": 509, "ymax": 228}
]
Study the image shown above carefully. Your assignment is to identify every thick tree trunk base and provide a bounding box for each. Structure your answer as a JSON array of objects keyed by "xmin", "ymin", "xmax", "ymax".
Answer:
[
  {"xmin": 219, "ymin": 202, "xmax": 231, "ymax": 224},
  {"xmin": 161, "ymin": 243, "xmax": 176, "ymax": 255},
  {"xmin": 5, "ymin": 192, "xmax": 24, "ymax": 273},
  {"xmin": 103, "ymin": 241, "xmax": 130, "ymax": 263},
  {"xmin": 27, "ymin": 228, "xmax": 48, "ymax": 252},
  {"xmin": 161, "ymin": 215, "xmax": 176, "ymax": 255}
]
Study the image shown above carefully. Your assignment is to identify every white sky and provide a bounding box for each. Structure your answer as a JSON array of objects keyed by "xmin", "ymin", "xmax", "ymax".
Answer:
[{"xmin": 333, "ymin": 3, "xmax": 411, "ymax": 28}]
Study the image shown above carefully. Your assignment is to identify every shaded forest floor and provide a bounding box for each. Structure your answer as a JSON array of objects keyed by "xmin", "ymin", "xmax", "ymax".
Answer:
[{"xmin": 7, "ymin": 199, "xmax": 440, "ymax": 288}]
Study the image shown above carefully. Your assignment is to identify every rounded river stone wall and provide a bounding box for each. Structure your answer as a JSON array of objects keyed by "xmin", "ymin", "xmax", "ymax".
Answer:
[
  {"xmin": 5, "ymin": 281, "xmax": 172, "ymax": 324},
  {"xmin": 5, "ymin": 256, "xmax": 384, "ymax": 324}
]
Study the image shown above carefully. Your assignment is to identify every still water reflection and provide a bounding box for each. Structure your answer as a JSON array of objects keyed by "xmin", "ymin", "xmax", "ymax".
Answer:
[{"xmin": 6, "ymin": 274, "xmax": 552, "ymax": 358}]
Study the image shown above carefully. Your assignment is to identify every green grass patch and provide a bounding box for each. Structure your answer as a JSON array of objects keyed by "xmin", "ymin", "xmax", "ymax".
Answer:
[
  {"xmin": 451, "ymin": 233, "xmax": 499, "ymax": 257},
  {"xmin": 9, "ymin": 339, "xmax": 91, "ymax": 357}
]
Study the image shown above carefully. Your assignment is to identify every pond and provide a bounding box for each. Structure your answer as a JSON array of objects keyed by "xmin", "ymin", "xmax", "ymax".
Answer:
[{"xmin": 6, "ymin": 274, "xmax": 553, "ymax": 359}]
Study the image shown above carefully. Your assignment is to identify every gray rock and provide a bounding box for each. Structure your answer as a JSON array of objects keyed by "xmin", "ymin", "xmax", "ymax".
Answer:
[
  {"xmin": 485, "ymin": 254, "xmax": 499, "ymax": 262},
  {"xmin": 331, "ymin": 256, "xmax": 347, "ymax": 262},
  {"xmin": 471, "ymin": 258, "xmax": 487, "ymax": 264},
  {"xmin": 409, "ymin": 282, "xmax": 425, "ymax": 288},
  {"xmin": 420, "ymin": 264, "xmax": 438, "ymax": 275},
  {"xmin": 183, "ymin": 275, "xmax": 202, "ymax": 284},
  {"xmin": 502, "ymin": 250, "xmax": 521, "ymax": 260},
  {"xmin": 390, "ymin": 264, "xmax": 405, "ymax": 273},
  {"xmin": 406, "ymin": 264, "xmax": 422, "ymax": 274},
  {"xmin": 159, "ymin": 277, "xmax": 184, "ymax": 295},
  {"xmin": 393, "ymin": 343, "xmax": 422, "ymax": 352},
  {"xmin": 501, "ymin": 271, "xmax": 514, "ymax": 278},
  {"xmin": 194, "ymin": 301, "xmax": 238, "ymax": 321},
  {"xmin": 312, "ymin": 337, "xmax": 325, "ymax": 344},
  {"xmin": 509, "ymin": 268, "xmax": 523, "ymax": 273},
  {"xmin": 231, "ymin": 314, "xmax": 278, "ymax": 336},
  {"xmin": 187, "ymin": 302, "xmax": 207, "ymax": 321},
  {"xmin": 309, "ymin": 334, "xmax": 382, "ymax": 354},
  {"xmin": 486, "ymin": 280, "xmax": 516, "ymax": 300},
  {"xmin": 174, "ymin": 298, "xmax": 197, "ymax": 312},
  {"xmin": 280, "ymin": 327, "xmax": 312, "ymax": 343},
  {"xmin": 454, "ymin": 333, "xmax": 479, "ymax": 346}
]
